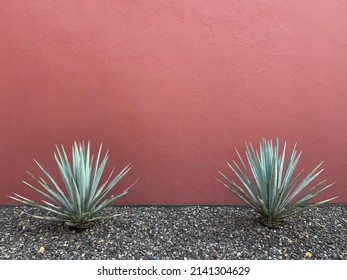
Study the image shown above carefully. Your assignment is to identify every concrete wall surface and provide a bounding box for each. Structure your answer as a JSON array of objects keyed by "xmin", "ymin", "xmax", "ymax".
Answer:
[{"xmin": 1, "ymin": 1, "xmax": 346, "ymax": 204}]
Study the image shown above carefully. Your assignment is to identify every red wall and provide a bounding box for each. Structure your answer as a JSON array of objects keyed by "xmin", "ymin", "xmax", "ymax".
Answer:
[{"xmin": 1, "ymin": 0, "xmax": 346, "ymax": 204}]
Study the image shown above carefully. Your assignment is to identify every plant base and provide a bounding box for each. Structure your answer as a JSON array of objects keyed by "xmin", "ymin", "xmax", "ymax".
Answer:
[
  {"xmin": 258, "ymin": 217, "xmax": 283, "ymax": 229},
  {"xmin": 64, "ymin": 222, "xmax": 93, "ymax": 232}
]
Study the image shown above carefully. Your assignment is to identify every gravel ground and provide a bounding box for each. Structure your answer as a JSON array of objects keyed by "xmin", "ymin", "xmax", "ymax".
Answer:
[{"xmin": 0, "ymin": 205, "xmax": 346, "ymax": 260}]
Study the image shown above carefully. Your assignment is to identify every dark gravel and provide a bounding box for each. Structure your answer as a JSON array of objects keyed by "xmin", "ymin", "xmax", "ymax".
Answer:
[{"xmin": 0, "ymin": 205, "xmax": 346, "ymax": 260}]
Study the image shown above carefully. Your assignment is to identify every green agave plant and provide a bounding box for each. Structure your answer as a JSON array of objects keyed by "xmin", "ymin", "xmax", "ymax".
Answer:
[
  {"xmin": 217, "ymin": 138, "xmax": 337, "ymax": 228},
  {"xmin": 10, "ymin": 141, "xmax": 137, "ymax": 228}
]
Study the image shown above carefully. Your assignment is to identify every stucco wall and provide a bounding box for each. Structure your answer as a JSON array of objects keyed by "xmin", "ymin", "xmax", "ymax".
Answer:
[{"xmin": 1, "ymin": 0, "xmax": 346, "ymax": 204}]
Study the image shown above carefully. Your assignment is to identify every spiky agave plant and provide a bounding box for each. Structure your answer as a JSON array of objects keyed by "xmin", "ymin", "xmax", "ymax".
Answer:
[
  {"xmin": 217, "ymin": 138, "xmax": 337, "ymax": 228},
  {"xmin": 10, "ymin": 142, "xmax": 137, "ymax": 228}
]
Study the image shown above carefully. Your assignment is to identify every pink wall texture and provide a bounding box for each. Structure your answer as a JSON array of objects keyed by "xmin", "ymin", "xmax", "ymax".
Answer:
[{"xmin": 1, "ymin": 0, "xmax": 347, "ymax": 204}]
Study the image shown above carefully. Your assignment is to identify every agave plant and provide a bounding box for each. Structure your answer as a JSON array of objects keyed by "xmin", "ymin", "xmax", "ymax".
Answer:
[
  {"xmin": 217, "ymin": 138, "xmax": 337, "ymax": 228},
  {"xmin": 10, "ymin": 142, "xmax": 136, "ymax": 228}
]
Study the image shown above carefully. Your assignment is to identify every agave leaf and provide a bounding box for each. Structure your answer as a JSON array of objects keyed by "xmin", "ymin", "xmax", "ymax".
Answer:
[
  {"xmin": 82, "ymin": 141, "xmax": 91, "ymax": 210},
  {"xmin": 268, "ymin": 158, "xmax": 277, "ymax": 217},
  {"xmin": 91, "ymin": 167, "xmax": 116, "ymax": 204},
  {"xmin": 266, "ymin": 140, "xmax": 280, "ymax": 215},
  {"xmin": 246, "ymin": 142, "xmax": 268, "ymax": 201},
  {"xmin": 81, "ymin": 142, "xmax": 91, "ymax": 211},
  {"xmin": 87, "ymin": 213, "xmax": 123, "ymax": 222},
  {"xmin": 90, "ymin": 164, "xmax": 133, "ymax": 208},
  {"xmin": 282, "ymin": 197, "xmax": 338, "ymax": 219},
  {"xmin": 235, "ymin": 148, "xmax": 263, "ymax": 197},
  {"xmin": 290, "ymin": 179, "xmax": 328, "ymax": 203},
  {"xmin": 273, "ymin": 169, "xmax": 303, "ymax": 213},
  {"xmin": 91, "ymin": 169, "xmax": 139, "ymax": 214},
  {"xmin": 90, "ymin": 180, "xmax": 138, "ymax": 214},
  {"xmin": 56, "ymin": 144, "xmax": 85, "ymax": 214},
  {"xmin": 281, "ymin": 148, "xmax": 301, "ymax": 192},
  {"xmin": 105, "ymin": 164, "xmax": 133, "ymax": 193},
  {"xmin": 77, "ymin": 142, "xmax": 87, "ymax": 213},
  {"xmin": 215, "ymin": 176, "xmax": 257, "ymax": 209},
  {"xmin": 24, "ymin": 172, "xmax": 73, "ymax": 211},
  {"xmin": 91, "ymin": 154, "xmax": 112, "ymax": 197},
  {"xmin": 29, "ymin": 215, "xmax": 70, "ymax": 222},
  {"xmin": 235, "ymin": 149, "xmax": 251, "ymax": 178},
  {"xmin": 262, "ymin": 138, "xmax": 273, "ymax": 182},
  {"xmin": 22, "ymin": 179, "xmax": 60, "ymax": 205},
  {"xmin": 277, "ymin": 140, "xmax": 287, "ymax": 190},
  {"xmin": 284, "ymin": 162, "xmax": 324, "ymax": 204},
  {"xmin": 270, "ymin": 207, "xmax": 287, "ymax": 222},
  {"xmin": 54, "ymin": 146, "xmax": 78, "ymax": 206},
  {"xmin": 9, "ymin": 193, "xmax": 70, "ymax": 218},
  {"xmin": 55, "ymin": 157, "xmax": 81, "ymax": 214},
  {"xmin": 92, "ymin": 188, "xmax": 131, "ymax": 214},
  {"xmin": 55, "ymin": 152, "xmax": 80, "ymax": 207},
  {"xmin": 217, "ymin": 172, "xmax": 256, "ymax": 204},
  {"xmin": 231, "ymin": 161, "xmax": 252, "ymax": 188},
  {"xmin": 41, "ymin": 200, "xmax": 65, "ymax": 211},
  {"xmin": 225, "ymin": 161, "xmax": 258, "ymax": 201},
  {"xmin": 72, "ymin": 142, "xmax": 80, "ymax": 184},
  {"xmin": 257, "ymin": 197, "xmax": 269, "ymax": 220},
  {"xmin": 89, "ymin": 144, "xmax": 106, "ymax": 201},
  {"xmin": 33, "ymin": 160, "xmax": 71, "ymax": 207},
  {"xmin": 245, "ymin": 151, "xmax": 264, "ymax": 199},
  {"xmin": 75, "ymin": 142, "xmax": 84, "ymax": 206},
  {"xmin": 290, "ymin": 182, "xmax": 336, "ymax": 206}
]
